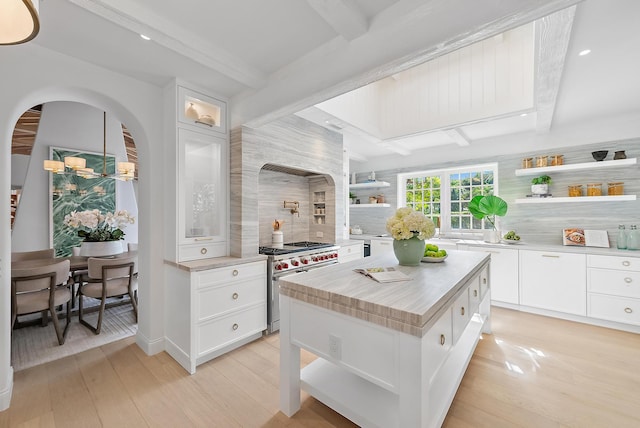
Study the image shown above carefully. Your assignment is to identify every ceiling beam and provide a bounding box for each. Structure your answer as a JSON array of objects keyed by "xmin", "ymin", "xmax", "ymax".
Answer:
[
  {"xmin": 535, "ymin": 5, "xmax": 576, "ymax": 133},
  {"xmin": 68, "ymin": 0, "xmax": 266, "ymax": 89},
  {"xmin": 443, "ymin": 128, "xmax": 471, "ymax": 147},
  {"xmin": 306, "ymin": 0, "xmax": 368, "ymax": 41}
]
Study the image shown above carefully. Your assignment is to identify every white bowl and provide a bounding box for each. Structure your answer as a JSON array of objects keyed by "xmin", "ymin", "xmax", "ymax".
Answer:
[
  {"xmin": 421, "ymin": 255, "xmax": 448, "ymax": 263},
  {"xmin": 501, "ymin": 239, "xmax": 521, "ymax": 245}
]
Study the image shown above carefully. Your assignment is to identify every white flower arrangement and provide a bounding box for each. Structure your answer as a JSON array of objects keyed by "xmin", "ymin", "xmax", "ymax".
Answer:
[
  {"xmin": 386, "ymin": 207, "xmax": 436, "ymax": 240},
  {"xmin": 63, "ymin": 209, "xmax": 135, "ymax": 242}
]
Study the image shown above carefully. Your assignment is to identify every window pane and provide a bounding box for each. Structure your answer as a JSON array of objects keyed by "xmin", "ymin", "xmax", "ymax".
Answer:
[
  {"xmin": 461, "ymin": 216, "xmax": 471, "ymax": 229},
  {"xmin": 406, "ymin": 192, "xmax": 414, "ymax": 203},
  {"xmin": 451, "ymin": 216, "xmax": 460, "ymax": 229},
  {"xmin": 451, "ymin": 188, "xmax": 460, "ymax": 201},
  {"xmin": 460, "ymin": 187, "xmax": 470, "ymax": 201},
  {"xmin": 472, "ymin": 217, "xmax": 482, "ymax": 229}
]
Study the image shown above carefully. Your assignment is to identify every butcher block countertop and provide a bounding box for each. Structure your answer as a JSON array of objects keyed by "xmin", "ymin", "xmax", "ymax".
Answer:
[{"xmin": 279, "ymin": 250, "xmax": 489, "ymax": 337}]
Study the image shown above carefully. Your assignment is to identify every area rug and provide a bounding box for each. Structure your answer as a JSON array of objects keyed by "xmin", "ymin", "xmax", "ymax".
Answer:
[{"xmin": 11, "ymin": 302, "xmax": 137, "ymax": 372}]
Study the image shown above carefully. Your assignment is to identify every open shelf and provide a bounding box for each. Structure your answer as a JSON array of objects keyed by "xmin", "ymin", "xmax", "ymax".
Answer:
[
  {"xmin": 515, "ymin": 195, "xmax": 636, "ymax": 204},
  {"xmin": 350, "ymin": 203, "xmax": 391, "ymax": 208},
  {"xmin": 349, "ymin": 181, "xmax": 391, "ymax": 189},
  {"xmin": 515, "ymin": 158, "xmax": 636, "ymax": 176}
]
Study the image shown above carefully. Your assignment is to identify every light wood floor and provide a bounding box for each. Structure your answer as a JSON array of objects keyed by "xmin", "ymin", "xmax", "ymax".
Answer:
[{"xmin": 2, "ymin": 307, "xmax": 639, "ymax": 427}]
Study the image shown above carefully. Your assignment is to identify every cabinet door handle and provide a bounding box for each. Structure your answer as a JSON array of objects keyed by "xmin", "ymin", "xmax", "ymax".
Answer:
[
  {"xmin": 232, "ymin": 323, "xmax": 239, "ymax": 330},
  {"xmin": 440, "ymin": 334, "xmax": 446, "ymax": 346},
  {"xmin": 473, "ymin": 289, "xmax": 478, "ymax": 297},
  {"xmin": 624, "ymin": 307, "xmax": 633, "ymax": 314},
  {"xmin": 461, "ymin": 307, "xmax": 465, "ymax": 316},
  {"xmin": 482, "ymin": 278, "xmax": 487, "ymax": 285},
  {"xmin": 200, "ymin": 248, "xmax": 208, "ymax": 255},
  {"xmin": 625, "ymin": 277, "xmax": 633, "ymax": 284},
  {"xmin": 542, "ymin": 254, "xmax": 560, "ymax": 258},
  {"xmin": 232, "ymin": 292, "xmax": 239, "ymax": 300},
  {"xmin": 232, "ymin": 269, "xmax": 239, "ymax": 277},
  {"xmin": 195, "ymin": 237, "xmax": 213, "ymax": 241},
  {"xmin": 622, "ymin": 261, "xmax": 631, "ymax": 266}
]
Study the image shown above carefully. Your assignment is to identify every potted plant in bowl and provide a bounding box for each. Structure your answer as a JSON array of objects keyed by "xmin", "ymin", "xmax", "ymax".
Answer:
[
  {"xmin": 531, "ymin": 175, "xmax": 552, "ymax": 195},
  {"xmin": 468, "ymin": 195, "xmax": 508, "ymax": 243},
  {"xmin": 349, "ymin": 191, "xmax": 357, "ymax": 204}
]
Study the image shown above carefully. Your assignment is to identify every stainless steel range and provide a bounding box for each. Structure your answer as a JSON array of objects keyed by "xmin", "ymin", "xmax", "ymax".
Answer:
[{"xmin": 260, "ymin": 241, "xmax": 339, "ymax": 333}]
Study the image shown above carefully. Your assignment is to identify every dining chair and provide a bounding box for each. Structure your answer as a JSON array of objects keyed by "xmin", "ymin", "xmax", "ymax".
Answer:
[
  {"xmin": 78, "ymin": 254, "xmax": 138, "ymax": 334},
  {"xmin": 11, "ymin": 259, "xmax": 72, "ymax": 345},
  {"xmin": 11, "ymin": 248, "xmax": 55, "ymax": 262}
]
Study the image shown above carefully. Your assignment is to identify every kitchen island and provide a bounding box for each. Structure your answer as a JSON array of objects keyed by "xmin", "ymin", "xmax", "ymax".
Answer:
[{"xmin": 279, "ymin": 250, "xmax": 491, "ymax": 428}]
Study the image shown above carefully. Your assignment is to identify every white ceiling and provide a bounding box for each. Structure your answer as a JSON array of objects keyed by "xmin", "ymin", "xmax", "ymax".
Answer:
[{"xmin": 28, "ymin": 0, "xmax": 639, "ymax": 161}]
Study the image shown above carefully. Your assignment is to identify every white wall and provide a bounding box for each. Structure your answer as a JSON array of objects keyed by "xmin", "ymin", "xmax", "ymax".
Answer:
[{"xmin": 0, "ymin": 43, "xmax": 166, "ymax": 410}]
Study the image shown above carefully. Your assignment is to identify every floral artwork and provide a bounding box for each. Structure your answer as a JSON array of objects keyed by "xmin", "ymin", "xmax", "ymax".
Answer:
[
  {"xmin": 64, "ymin": 209, "xmax": 135, "ymax": 242},
  {"xmin": 386, "ymin": 207, "xmax": 436, "ymax": 240}
]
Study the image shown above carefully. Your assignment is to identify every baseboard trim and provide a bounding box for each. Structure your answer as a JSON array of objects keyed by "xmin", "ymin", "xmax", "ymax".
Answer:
[
  {"xmin": 0, "ymin": 367, "xmax": 14, "ymax": 411},
  {"xmin": 135, "ymin": 331, "xmax": 165, "ymax": 356}
]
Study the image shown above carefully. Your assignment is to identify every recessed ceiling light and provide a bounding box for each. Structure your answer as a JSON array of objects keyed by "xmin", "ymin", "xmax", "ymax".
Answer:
[
  {"xmin": 140, "ymin": 34, "xmax": 151, "ymax": 41},
  {"xmin": 579, "ymin": 49, "xmax": 591, "ymax": 56}
]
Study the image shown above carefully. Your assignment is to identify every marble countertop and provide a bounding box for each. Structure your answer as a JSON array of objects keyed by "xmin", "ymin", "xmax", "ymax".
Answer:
[
  {"xmin": 279, "ymin": 250, "xmax": 490, "ymax": 337},
  {"xmin": 165, "ymin": 254, "xmax": 268, "ymax": 272}
]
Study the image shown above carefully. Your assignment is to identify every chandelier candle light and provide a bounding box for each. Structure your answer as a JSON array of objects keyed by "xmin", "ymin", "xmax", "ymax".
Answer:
[{"xmin": 386, "ymin": 207, "xmax": 436, "ymax": 266}]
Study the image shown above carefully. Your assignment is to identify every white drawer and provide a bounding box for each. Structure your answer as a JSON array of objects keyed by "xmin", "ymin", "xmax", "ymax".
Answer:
[
  {"xmin": 197, "ymin": 305, "xmax": 266, "ymax": 357},
  {"xmin": 468, "ymin": 277, "xmax": 481, "ymax": 315},
  {"xmin": 179, "ymin": 241, "xmax": 226, "ymax": 262},
  {"xmin": 587, "ymin": 254, "xmax": 640, "ymax": 272},
  {"xmin": 588, "ymin": 269, "xmax": 640, "ymax": 299},
  {"xmin": 196, "ymin": 261, "xmax": 265, "ymax": 288},
  {"xmin": 197, "ymin": 277, "xmax": 266, "ymax": 321},
  {"xmin": 423, "ymin": 308, "xmax": 452, "ymax": 385},
  {"xmin": 451, "ymin": 289, "xmax": 470, "ymax": 345},
  {"xmin": 479, "ymin": 265, "xmax": 489, "ymax": 299},
  {"xmin": 588, "ymin": 294, "xmax": 640, "ymax": 326}
]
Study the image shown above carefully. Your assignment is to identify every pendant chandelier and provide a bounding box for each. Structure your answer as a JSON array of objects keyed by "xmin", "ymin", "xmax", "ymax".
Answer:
[
  {"xmin": 0, "ymin": 0, "xmax": 40, "ymax": 45},
  {"xmin": 43, "ymin": 111, "xmax": 136, "ymax": 181}
]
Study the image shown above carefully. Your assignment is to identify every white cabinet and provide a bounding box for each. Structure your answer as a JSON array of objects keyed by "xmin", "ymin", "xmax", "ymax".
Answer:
[
  {"xmin": 338, "ymin": 242, "xmax": 364, "ymax": 263},
  {"xmin": 587, "ymin": 254, "xmax": 640, "ymax": 326},
  {"xmin": 177, "ymin": 128, "xmax": 227, "ymax": 261},
  {"xmin": 165, "ymin": 259, "xmax": 267, "ymax": 374},
  {"xmin": 457, "ymin": 245, "xmax": 519, "ymax": 304},
  {"xmin": 370, "ymin": 238, "xmax": 394, "ymax": 256},
  {"xmin": 519, "ymin": 250, "xmax": 586, "ymax": 315},
  {"xmin": 165, "ymin": 82, "xmax": 229, "ymax": 262}
]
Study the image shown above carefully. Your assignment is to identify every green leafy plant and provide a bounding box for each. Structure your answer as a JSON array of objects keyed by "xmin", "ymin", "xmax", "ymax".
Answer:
[
  {"xmin": 531, "ymin": 175, "xmax": 552, "ymax": 185},
  {"xmin": 468, "ymin": 195, "xmax": 508, "ymax": 230},
  {"xmin": 349, "ymin": 191, "xmax": 357, "ymax": 199}
]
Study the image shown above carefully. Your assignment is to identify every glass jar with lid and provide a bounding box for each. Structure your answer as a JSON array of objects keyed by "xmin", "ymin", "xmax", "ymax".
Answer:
[
  {"xmin": 568, "ymin": 184, "xmax": 583, "ymax": 197},
  {"xmin": 522, "ymin": 157, "xmax": 533, "ymax": 169},
  {"xmin": 586, "ymin": 183, "xmax": 602, "ymax": 196},
  {"xmin": 535, "ymin": 155, "xmax": 548, "ymax": 168},
  {"xmin": 550, "ymin": 154, "xmax": 564, "ymax": 166},
  {"xmin": 607, "ymin": 182, "xmax": 624, "ymax": 196}
]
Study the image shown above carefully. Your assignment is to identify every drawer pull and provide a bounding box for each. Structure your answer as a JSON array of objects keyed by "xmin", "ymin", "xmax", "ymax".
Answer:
[
  {"xmin": 232, "ymin": 292, "xmax": 239, "ymax": 300},
  {"xmin": 624, "ymin": 307, "xmax": 633, "ymax": 314},
  {"xmin": 625, "ymin": 277, "xmax": 633, "ymax": 284},
  {"xmin": 473, "ymin": 289, "xmax": 478, "ymax": 297},
  {"xmin": 542, "ymin": 254, "xmax": 560, "ymax": 258},
  {"xmin": 440, "ymin": 334, "xmax": 446, "ymax": 346},
  {"xmin": 232, "ymin": 269, "xmax": 239, "ymax": 277},
  {"xmin": 461, "ymin": 307, "xmax": 465, "ymax": 316},
  {"xmin": 482, "ymin": 278, "xmax": 487, "ymax": 285},
  {"xmin": 622, "ymin": 261, "xmax": 631, "ymax": 267},
  {"xmin": 232, "ymin": 323, "xmax": 239, "ymax": 330},
  {"xmin": 195, "ymin": 237, "xmax": 213, "ymax": 241},
  {"xmin": 200, "ymin": 248, "xmax": 208, "ymax": 255}
]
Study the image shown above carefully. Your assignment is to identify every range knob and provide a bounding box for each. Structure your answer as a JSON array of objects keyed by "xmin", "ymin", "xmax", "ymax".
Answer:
[
  {"xmin": 311, "ymin": 256, "xmax": 319, "ymax": 262},
  {"xmin": 301, "ymin": 257, "xmax": 309, "ymax": 264},
  {"xmin": 291, "ymin": 259, "xmax": 300, "ymax": 266},
  {"xmin": 275, "ymin": 263, "xmax": 283, "ymax": 271}
]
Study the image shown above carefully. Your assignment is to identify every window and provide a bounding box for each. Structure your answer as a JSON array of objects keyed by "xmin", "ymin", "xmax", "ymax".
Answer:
[{"xmin": 399, "ymin": 163, "xmax": 498, "ymax": 234}]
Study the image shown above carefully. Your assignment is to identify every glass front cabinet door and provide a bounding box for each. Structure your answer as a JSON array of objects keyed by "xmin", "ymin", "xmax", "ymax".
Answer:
[{"xmin": 178, "ymin": 128, "xmax": 227, "ymax": 261}]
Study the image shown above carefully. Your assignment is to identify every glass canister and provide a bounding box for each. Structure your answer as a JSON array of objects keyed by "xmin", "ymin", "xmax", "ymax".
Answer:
[
  {"xmin": 608, "ymin": 182, "xmax": 624, "ymax": 196},
  {"xmin": 522, "ymin": 158, "xmax": 533, "ymax": 169},
  {"xmin": 568, "ymin": 184, "xmax": 583, "ymax": 197},
  {"xmin": 535, "ymin": 155, "xmax": 548, "ymax": 167},
  {"xmin": 628, "ymin": 225, "xmax": 640, "ymax": 250},
  {"xmin": 617, "ymin": 225, "xmax": 627, "ymax": 250},
  {"xmin": 586, "ymin": 183, "xmax": 602, "ymax": 196},
  {"xmin": 550, "ymin": 154, "xmax": 564, "ymax": 166}
]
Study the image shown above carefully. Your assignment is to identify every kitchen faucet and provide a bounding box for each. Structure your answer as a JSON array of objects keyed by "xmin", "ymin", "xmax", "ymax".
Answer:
[{"xmin": 283, "ymin": 200, "xmax": 300, "ymax": 217}]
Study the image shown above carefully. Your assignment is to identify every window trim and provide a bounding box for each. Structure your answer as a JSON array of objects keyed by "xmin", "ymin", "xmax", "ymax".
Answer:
[{"xmin": 397, "ymin": 162, "xmax": 499, "ymax": 235}]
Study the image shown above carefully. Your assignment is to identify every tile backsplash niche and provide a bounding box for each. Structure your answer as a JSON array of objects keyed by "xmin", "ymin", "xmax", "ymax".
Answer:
[{"xmin": 350, "ymin": 138, "xmax": 639, "ymax": 246}]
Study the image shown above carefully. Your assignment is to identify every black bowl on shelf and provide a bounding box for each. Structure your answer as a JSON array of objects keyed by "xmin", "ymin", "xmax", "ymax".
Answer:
[{"xmin": 592, "ymin": 150, "xmax": 608, "ymax": 161}]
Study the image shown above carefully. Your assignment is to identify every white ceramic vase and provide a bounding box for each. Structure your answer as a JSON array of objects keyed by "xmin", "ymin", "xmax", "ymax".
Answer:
[
  {"xmin": 79, "ymin": 241, "xmax": 123, "ymax": 257},
  {"xmin": 531, "ymin": 184, "xmax": 549, "ymax": 195},
  {"xmin": 483, "ymin": 230, "xmax": 501, "ymax": 243}
]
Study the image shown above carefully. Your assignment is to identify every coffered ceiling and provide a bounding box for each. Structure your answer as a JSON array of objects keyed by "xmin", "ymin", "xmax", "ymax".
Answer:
[{"xmin": 18, "ymin": 0, "xmax": 637, "ymax": 163}]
